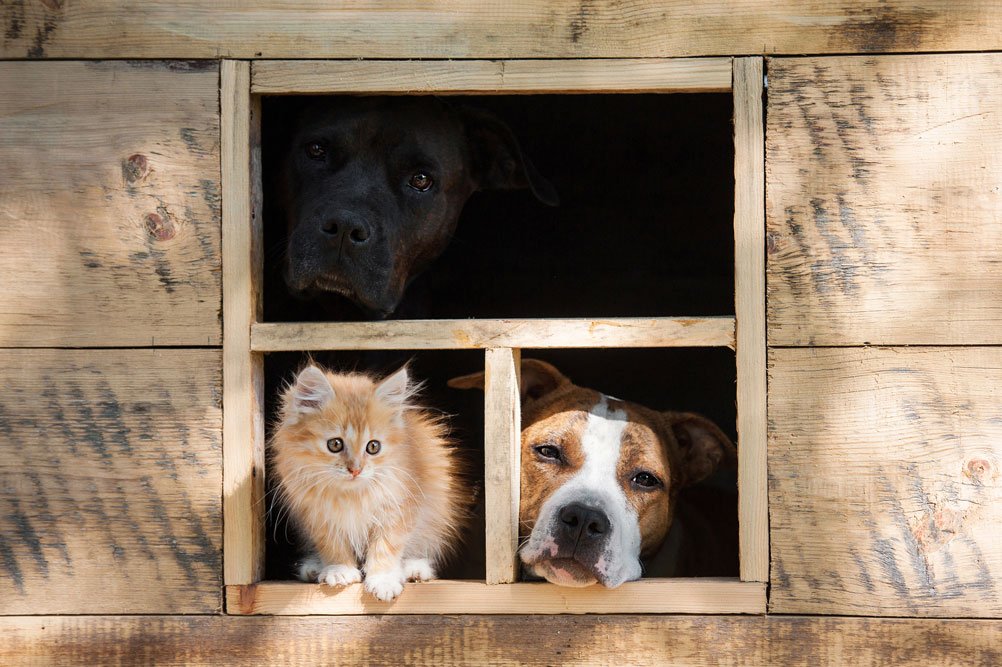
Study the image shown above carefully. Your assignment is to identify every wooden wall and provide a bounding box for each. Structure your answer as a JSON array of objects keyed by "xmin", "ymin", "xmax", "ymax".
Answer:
[
  {"xmin": 0, "ymin": 61, "xmax": 223, "ymax": 614},
  {"xmin": 2, "ymin": 2, "xmax": 1002, "ymax": 662},
  {"xmin": 2, "ymin": 615, "xmax": 1001, "ymax": 666},
  {"xmin": 2, "ymin": 1, "xmax": 1002, "ymax": 59},
  {"xmin": 767, "ymin": 55, "xmax": 1002, "ymax": 616}
]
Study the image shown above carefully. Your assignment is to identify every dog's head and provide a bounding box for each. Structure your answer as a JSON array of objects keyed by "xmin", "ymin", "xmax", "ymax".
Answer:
[
  {"xmin": 450, "ymin": 359, "xmax": 735, "ymax": 588},
  {"xmin": 278, "ymin": 97, "xmax": 557, "ymax": 317}
]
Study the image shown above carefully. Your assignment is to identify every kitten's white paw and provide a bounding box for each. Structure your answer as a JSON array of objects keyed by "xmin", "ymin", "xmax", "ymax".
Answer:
[
  {"xmin": 297, "ymin": 554, "xmax": 324, "ymax": 582},
  {"xmin": 318, "ymin": 563, "xmax": 362, "ymax": 587},
  {"xmin": 402, "ymin": 558, "xmax": 436, "ymax": 582},
  {"xmin": 364, "ymin": 570, "xmax": 405, "ymax": 601}
]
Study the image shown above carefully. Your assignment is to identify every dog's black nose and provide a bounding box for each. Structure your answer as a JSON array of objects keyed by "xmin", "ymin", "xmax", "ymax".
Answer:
[
  {"xmin": 320, "ymin": 218, "xmax": 371, "ymax": 245},
  {"xmin": 558, "ymin": 502, "xmax": 609, "ymax": 544}
]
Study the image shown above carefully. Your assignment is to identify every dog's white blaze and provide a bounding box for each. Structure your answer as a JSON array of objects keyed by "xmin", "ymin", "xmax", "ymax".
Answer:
[
  {"xmin": 576, "ymin": 398, "xmax": 641, "ymax": 581},
  {"xmin": 521, "ymin": 396, "xmax": 643, "ymax": 587}
]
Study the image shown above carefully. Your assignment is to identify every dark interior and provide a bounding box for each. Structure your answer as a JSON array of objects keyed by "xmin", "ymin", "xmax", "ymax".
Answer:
[
  {"xmin": 261, "ymin": 93, "xmax": 735, "ymax": 322},
  {"xmin": 261, "ymin": 93, "xmax": 738, "ymax": 582}
]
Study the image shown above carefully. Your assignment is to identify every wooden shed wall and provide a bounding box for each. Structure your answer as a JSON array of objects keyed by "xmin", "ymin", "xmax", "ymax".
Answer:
[{"xmin": 2, "ymin": 2, "xmax": 1002, "ymax": 664}]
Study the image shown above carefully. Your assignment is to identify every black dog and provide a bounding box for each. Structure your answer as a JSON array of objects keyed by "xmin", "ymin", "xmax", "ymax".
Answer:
[{"xmin": 276, "ymin": 96, "xmax": 558, "ymax": 317}]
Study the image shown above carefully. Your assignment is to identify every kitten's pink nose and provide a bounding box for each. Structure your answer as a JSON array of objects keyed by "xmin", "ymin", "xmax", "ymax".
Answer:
[{"xmin": 348, "ymin": 467, "xmax": 362, "ymax": 478}]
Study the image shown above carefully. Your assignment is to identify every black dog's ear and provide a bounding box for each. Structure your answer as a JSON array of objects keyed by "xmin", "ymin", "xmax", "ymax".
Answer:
[
  {"xmin": 460, "ymin": 106, "xmax": 559, "ymax": 206},
  {"xmin": 448, "ymin": 358, "xmax": 569, "ymax": 405},
  {"xmin": 662, "ymin": 412, "xmax": 737, "ymax": 487}
]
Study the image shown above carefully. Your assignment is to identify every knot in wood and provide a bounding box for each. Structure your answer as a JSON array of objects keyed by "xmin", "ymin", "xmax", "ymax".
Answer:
[
  {"xmin": 964, "ymin": 458, "xmax": 992, "ymax": 483},
  {"xmin": 123, "ymin": 154, "xmax": 150, "ymax": 184},
  {"xmin": 145, "ymin": 212, "xmax": 176, "ymax": 241}
]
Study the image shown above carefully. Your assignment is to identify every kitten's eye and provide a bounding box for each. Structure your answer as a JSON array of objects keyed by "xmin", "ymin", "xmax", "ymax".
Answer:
[
  {"xmin": 326, "ymin": 437, "xmax": 344, "ymax": 453},
  {"xmin": 533, "ymin": 444, "xmax": 561, "ymax": 461},
  {"xmin": 366, "ymin": 440, "xmax": 381, "ymax": 455},
  {"xmin": 407, "ymin": 172, "xmax": 433, "ymax": 192},
  {"xmin": 631, "ymin": 471, "xmax": 662, "ymax": 489},
  {"xmin": 306, "ymin": 142, "xmax": 326, "ymax": 160}
]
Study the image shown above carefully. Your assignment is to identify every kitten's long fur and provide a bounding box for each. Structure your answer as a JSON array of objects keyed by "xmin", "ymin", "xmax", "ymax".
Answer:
[{"xmin": 270, "ymin": 364, "xmax": 465, "ymax": 601}]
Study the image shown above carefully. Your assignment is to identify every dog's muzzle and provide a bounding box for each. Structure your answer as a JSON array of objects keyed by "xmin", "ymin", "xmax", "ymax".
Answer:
[{"xmin": 520, "ymin": 494, "xmax": 642, "ymax": 588}]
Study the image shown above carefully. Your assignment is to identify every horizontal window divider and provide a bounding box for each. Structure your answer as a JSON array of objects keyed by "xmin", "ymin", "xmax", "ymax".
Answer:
[
  {"xmin": 226, "ymin": 579, "xmax": 765, "ymax": 616},
  {"xmin": 250, "ymin": 317, "xmax": 736, "ymax": 352},
  {"xmin": 251, "ymin": 58, "xmax": 733, "ymax": 95}
]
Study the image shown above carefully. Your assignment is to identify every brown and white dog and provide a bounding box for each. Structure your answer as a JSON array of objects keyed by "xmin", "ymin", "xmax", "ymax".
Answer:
[{"xmin": 449, "ymin": 358, "xmax": 736, "ymax": 588}]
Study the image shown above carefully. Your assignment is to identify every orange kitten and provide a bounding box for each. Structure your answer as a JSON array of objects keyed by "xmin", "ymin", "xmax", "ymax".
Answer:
[{"xmin": 271, "ymin": 364, "xmax": 465, "ymax": 601}]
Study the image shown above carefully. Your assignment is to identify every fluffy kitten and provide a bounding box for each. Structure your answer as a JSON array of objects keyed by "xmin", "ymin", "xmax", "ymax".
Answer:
[{"xmin": 271, "ymin": 363, "xmax": 465, "ymax": 601}]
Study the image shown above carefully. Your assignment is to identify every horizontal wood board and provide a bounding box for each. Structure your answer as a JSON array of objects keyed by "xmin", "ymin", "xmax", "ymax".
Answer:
[
  {"xmin": 251, "ymin": 58, "xmax": 731, "ymax": 94},
  {"xmin": 769, "ymin": 347, "xmax": 1002, "ymax": 617},
  {"xmin": 251, "ymin": 318, "xmax": 735, "ymax": 351},
  {"xmin": 3, "ymin": 2, "xmax": 1002, "ymax": 59},
  {"xmin": 0, "ymin": 349, "xmax": 222, "ymax": 614},
  {"xmin": 0, "ymin": 61, "xmax": 221, "ymax": 347},
  {"xmin": 2, "ymin": 615, "xmax": 1001, "ymax": 666},
  {"xmin": 767, "ymin": 54, "xmax": 1002, "ymax": 345},
  {"xmin": 228, "ymin": 579, "xmax": 765, "ymax": 616}
]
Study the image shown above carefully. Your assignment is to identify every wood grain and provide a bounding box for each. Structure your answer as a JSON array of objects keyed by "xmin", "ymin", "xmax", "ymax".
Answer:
[
  {"xmin": 769, "ymin": 347, "xmax": 1002, "ymax": 617},
  {"xmin": 0, "ymin": 349, "xmax": 221, "ymax": 614},
  {"xmin": 767, "ymin": 54, "xmax": 1002, "ymax": 346},
  {"xmin": 227, "ymin": 579, "xmax": 764, "ymax": 615},
  {"xmin": 0, "ymin": 61, "xmax": 221, "ymax": 347},
  {"xmin": 3, "ymin": 615, "xmax": 1001, "ymax": 666},
  {"xmin": 251, "ymin": 318, "xmax": 736, "ymax": 352},
  {"xmin": 222, "ymin": 60, "xmax": 266, "ymax": 586},
  {"xmin": 483, "ymin": 348, "xmax": 521, "ymax": 585},
  {"xmin": 252, "ymin": 58, "xmax": 732, "ymax": 94},
  {"xmin": 3, "ymin": 2, "xmax": 1002, "ymax": 59},
  {"xmin": 733, "ymin": 57, "xmax": 768, "ymax": 583}
]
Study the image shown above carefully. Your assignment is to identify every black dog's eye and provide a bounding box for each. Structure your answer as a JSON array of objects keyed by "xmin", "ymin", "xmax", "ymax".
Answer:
[
  {"xmin": 306, "ymin": 142, "xmax": 326, "ymax": 160},
  {"xmin": 366, "ymin": 440, "xmax": 381, "ymax": 455},
  {"xmin": 632, "ymin": 471, "xmax": 662, "ymax": 489},
  {"xmin": 533, "ymin": 444, "xmax": 561, "ymax": 461},
  {"xmin": 326, "ymin": 437, "xmax": 344, "ymax": 453},
  {"xmin": 408, "ymin": 172, "xmax": 433, "ymax": 192}
]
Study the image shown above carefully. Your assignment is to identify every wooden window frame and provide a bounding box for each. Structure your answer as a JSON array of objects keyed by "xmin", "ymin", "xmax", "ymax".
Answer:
[{"xmin": 221, "ymin": 57, "xmax": 767, "ymax": 615}]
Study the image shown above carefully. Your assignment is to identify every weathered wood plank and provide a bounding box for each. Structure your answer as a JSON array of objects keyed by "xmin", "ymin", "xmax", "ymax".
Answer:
[
  {"xmin": 228, "ymin": 579, "xmax": 764, "ymax": 615},
  {"xmin": 769, "ymin": 347, "xmax": 1002, "ymax": 617},
  {"xmin": 0, "ymin": 61, "xmax": 221, "ymax": 347},
  {"xmin": 2, "ymin": 615, "xmax": 1001, "ymax": 666},
  {"xmin": 0, "ymin": 350, "xmax": 221, "ymax": 614},
  {"xmin": 483, "ymin": 348, "xmax": 521, "ymax": 585},
  {"xmin": 3, "ymin": 2, "xmax": 1002, "ymax": 59},
  {"xmin": 222, "ymin": 60, "xmax": 265, "ymax": 586},
  {"xmin": 252, "ymin": 58, "xmax": 732, "ymax": 94},
  {"xmin": 767, "ymin": 54, "xmax": 1002, "ymax": 345},
  {"xmin": 733, "ymin": 57, "xmax": 768, "ymax": 583},
  {"xmin": 251, "ymin": 318, "xmax": 736, "ymax": 351}
]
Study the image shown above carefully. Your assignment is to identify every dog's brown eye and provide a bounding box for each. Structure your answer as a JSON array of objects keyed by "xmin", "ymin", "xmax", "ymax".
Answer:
[
  {"xmin": 327, "ymin": 437, "xmax": 344, "ymax": 453},
  {"xmin": 408, "ymin": 172, "xmax": 433, "ymax": 192},
  {"xmin": 632, "ymin": 472, "xmax": 662, "ymax": 489},
  {"xmin": 366, "ymin": 440, "xmax": 381, "ymax": 455},
  {"xmin": 533, "ymin": 444, "xmax": 561, "ymax": 461},
  {"xmin": 306, "ymin": 142, "xmax": 326, "ymax": 160}
]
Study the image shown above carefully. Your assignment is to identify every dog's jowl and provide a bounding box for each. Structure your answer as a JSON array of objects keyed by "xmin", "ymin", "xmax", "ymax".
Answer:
[
  {"xmin": 450, "ymin": 358, "xmax": 736, "ymax": 588},
  {"xmin": 276, "ymin": 96, "xmax": 557, "ymax": 317}
]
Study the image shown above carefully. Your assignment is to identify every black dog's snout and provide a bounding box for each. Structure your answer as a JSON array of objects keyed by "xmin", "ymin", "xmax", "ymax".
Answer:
[
  {"xmin": 320, "ymin": 217, "xmax": 371, "ymax": 245},
  {"xmin": 559, "ymin": 503, "xmax": 609, "ymax": 545}
]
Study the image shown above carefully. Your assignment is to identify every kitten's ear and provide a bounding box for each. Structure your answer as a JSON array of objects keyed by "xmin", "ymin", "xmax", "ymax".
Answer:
[
  {"xmin": 285, "ymin": 365, "xmax": 335, "ymax": 418},
  {"xmin": 375, "ymin": 366, "xmax": 412, "ymax": 408}
]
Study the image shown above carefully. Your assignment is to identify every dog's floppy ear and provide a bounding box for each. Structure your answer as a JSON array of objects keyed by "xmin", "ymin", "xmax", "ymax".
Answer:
[
  {"xmin": 448, "ymin": 358, "xmax": 569, "ymax": 404},
  {"xmin": 460, "ymin": 106, "xmax": 559, "ymax": 206},
  {"xmin": 663, "ymin": 412, "xmax": 737, "ymax": 487}
]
